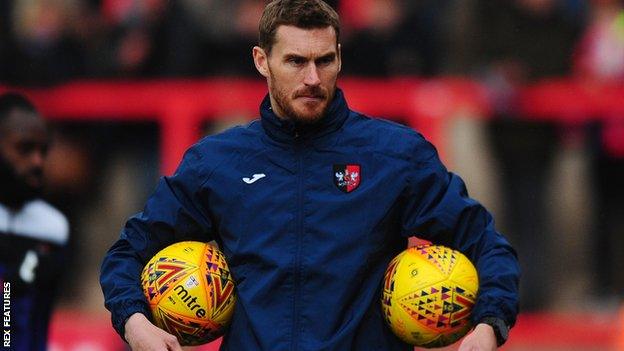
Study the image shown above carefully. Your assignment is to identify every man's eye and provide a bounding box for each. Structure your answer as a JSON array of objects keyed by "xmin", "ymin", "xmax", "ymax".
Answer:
[
  {"xmin": 17, "ymin": 142, "xmax": 48, "ymax": 156},
  {"xmin": 288, "ymin": 58, "xmax": 305, "ymax": 65},
  {"xmin": 17, "ymin": 143, "xmax": 34, "ymax": 155},
  {"xmin": 317, "ymin": 56, "xmax": 335, "ymax": 66}
]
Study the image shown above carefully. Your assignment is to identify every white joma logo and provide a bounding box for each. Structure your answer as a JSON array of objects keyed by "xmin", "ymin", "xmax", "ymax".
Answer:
[{"xmin": 243, "ymin": 173, "xmax": 266, "ymax": 184}]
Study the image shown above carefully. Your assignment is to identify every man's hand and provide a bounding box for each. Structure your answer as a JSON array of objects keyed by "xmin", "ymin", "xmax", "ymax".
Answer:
[
  {"xmin": 124, "ymin": 313, "xmax": 182, "ymax": 351},
  {"xmin": 457, "ymin": 323, "xmax": 497, "ymax": 351}
]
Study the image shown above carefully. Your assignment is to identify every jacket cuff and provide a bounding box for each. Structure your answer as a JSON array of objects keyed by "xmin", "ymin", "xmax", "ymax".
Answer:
[
  {"xmin": 111, "ymin": 301, "xmax": 152, "ymax": 341},
  {"xmin": 470, "ymin": 302, "xmax": 515, "ymax": 328},
  {"xmin": 478, "ymin": 316, "xmax": 509, "ymax": 346}
]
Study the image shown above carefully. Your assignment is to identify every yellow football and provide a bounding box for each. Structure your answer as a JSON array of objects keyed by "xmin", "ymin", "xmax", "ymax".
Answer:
[
  {"xmin": 141, "ymin": 241, "xmax": 236, "ymax": 345},
  {"xmin": 381, "ymin": 245, "xmax": 479, "ymax": 348}
]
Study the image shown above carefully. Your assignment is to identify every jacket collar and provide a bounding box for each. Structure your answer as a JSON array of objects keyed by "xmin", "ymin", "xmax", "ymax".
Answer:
[{"xmin": 260, "ymin": 88, "xmax": 349, "ymax": 143}]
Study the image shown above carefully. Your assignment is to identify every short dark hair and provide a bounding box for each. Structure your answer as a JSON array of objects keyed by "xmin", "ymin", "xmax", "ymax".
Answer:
[
  {"xmin": 259, "ymin": 0, "xmax": 340, "ymax": 54},
  {"xmin": 0, "ymin": 92, "xmax": 37, "ymax": 123}
]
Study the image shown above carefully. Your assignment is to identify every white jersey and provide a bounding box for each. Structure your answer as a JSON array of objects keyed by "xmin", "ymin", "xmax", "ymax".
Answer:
[
  {"xmin": 0, "ymin": 199, "xmax": 69, "ymax": 351},
  {"xmin": 0, "ymin": 199, "xmax": 69, "ymax": 245}
]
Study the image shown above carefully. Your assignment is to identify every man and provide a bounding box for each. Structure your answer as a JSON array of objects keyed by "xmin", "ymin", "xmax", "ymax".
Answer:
[
  {"xmin": 100, "ymin": 1, "xmax": 519, "ymax": 350},
  {"xmin": 0, "ymin": 92, "xmax": 69, "ymax": 350}
]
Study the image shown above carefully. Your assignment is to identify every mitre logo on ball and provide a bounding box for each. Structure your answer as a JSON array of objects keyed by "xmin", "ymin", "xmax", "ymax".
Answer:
[{"xmin": 141, "ymin": 241, "xmax": 236, "ymax": 346}]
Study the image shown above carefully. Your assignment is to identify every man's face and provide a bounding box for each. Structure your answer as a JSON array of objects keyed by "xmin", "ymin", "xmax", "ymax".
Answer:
[
  {"xmin": 0, "ymin": 109, "xmax": 49, "ymax": 195},
  {"xmin": 253, "ymin": 25, "xmax": 341, "ymax": 124}
]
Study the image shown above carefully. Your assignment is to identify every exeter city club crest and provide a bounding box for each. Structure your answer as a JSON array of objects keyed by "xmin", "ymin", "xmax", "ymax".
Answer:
[{"xmin": 333, "ymin": 164, "xmax": 361, "ymax": 193}]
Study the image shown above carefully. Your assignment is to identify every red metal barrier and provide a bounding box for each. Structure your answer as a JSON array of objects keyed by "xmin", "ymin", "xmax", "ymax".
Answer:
[
  {"xmin": 518, "ymin": 79, "xmax": 624, "ymax": 120},
  {"xmin": 3, "ymin": 78, "xmax": 623, "ymax": 174},
  {"xmin": 1, "ymin": 78, "xmax": 492, "ymax": 174}
]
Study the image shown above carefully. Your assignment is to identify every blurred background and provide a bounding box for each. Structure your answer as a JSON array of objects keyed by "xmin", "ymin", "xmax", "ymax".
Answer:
[{"xmin": 1, "ymin": 0, "xmax": 624, "ymax": 350}]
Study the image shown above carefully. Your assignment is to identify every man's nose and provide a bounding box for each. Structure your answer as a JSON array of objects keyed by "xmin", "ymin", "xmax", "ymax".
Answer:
[
  {"xmin": 29, "ymin": 149, "xmax": 46, "ymax": 169},
  {"xmin": 303, "ymin": 63, "xmax": 321, "ymax": 86}
]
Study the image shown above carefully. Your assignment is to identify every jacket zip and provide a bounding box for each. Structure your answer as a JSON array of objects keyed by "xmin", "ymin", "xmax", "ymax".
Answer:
[{"xmin": 291, "ymin": 135, "xmax": 304, "ymax": 351}]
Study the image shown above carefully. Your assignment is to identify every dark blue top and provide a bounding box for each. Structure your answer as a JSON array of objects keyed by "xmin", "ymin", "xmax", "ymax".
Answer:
[
  {"xmin": 0, "ymin": 200, "xmax": 69, "ymax": 351},
  {"xmin": 100, "ymin": 89, "xmax": 519, "ymax": 350}
]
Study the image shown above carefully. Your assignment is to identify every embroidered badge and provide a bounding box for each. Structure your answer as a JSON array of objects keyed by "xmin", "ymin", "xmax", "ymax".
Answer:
[{"xmin": 333, "ymin": 164, "xmax": 361, "ymax": 193}]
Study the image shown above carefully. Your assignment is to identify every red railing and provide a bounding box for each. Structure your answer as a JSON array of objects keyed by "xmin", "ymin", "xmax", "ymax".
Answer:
[
  {"xmin": 4, "ymin": 78, "xmax": 623, "ymax": 174},
  {"xmin": 3, "ymin": 78, "xmax": 494, "ymax": 174}
]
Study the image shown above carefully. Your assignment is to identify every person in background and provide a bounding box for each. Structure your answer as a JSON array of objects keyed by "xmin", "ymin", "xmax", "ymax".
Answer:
[
  {"xmin": 574, "ymin": 0, "xmax": 624, "ymax": 303},
  {"xmin": 0, "ymin": 92, "xmax": 69, "ymax": 350},
  {"xmin": 339, "ymin": 0, "xmax": 450, "ymax": 77},
  {"xmin": 471, "ymin": 0, "xmax": 586, "ymax": 311},
  {"xmin": 0, "ymin": 0, "xmax": 87, "ymax": 85}
]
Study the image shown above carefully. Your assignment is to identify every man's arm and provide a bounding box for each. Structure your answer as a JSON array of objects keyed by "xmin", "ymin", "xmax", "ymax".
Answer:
[
  {"xmin": 401, "ymin": 135, "xmax": 520, "ymax": 348},
  {"xmin": 99, "ymin": 146, "xmax": 214, "ymax": 343}
]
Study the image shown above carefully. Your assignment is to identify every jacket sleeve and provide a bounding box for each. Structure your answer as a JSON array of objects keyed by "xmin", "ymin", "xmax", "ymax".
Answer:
[
  {"xmin": 99, "ymin": 145, "xmax": 214, "ymax": 339},
  {"xmin": 400, "ymin": 136, "xmax": 520, "ymax": 328}
]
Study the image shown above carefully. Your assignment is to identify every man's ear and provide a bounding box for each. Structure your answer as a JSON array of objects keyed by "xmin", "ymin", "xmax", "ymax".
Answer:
[
  {"xmin": 253, "ymin": 46, "xmax": 270, "ymax": 78},
  {"xmin": 337, "ymin": 43, "xmax": 342, "ymax": 73}
]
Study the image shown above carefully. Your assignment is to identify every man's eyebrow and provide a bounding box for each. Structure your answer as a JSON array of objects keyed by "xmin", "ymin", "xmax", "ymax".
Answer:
[
  {"xmin": 282, "ymin": 52, "xmax": 337, "ymax": 61},
  {"xmin": 284, "ymin": 53, "xmax": 307, "ymax": 60}
]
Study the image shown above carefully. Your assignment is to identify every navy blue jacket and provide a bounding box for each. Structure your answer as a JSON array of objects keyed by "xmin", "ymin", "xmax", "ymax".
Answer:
[{"xmin": 100, "ymin": 89, "xmax": 519, "ymax": 350}]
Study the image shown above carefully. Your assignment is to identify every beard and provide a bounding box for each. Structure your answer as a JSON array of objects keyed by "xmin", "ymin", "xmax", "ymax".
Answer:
[
  {"xmin": 268, "ymin": 70, "xmax": 335, "ymax": 126},
  {"xmin": 0, "ymin": 153, "xmax": 42, "ymax": 209}
]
